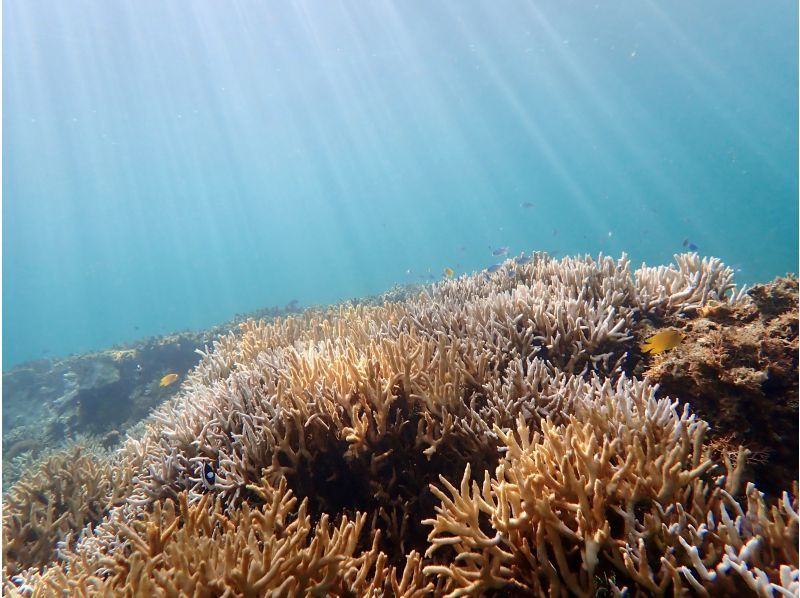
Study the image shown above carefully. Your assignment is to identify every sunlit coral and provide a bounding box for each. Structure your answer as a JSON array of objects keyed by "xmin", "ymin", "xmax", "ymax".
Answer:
[{"xmin": 2, "ymin": 253, "xmax": 794, "ymax": 598}]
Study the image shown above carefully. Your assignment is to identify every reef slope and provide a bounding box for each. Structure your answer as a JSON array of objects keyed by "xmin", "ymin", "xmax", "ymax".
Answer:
[{"xmin": 2, "ymin": 254, "xmax": 797, "ymax": 597}]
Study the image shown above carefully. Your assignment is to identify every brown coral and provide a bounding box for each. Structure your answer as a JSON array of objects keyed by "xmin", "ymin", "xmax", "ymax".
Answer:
[{"xmin": 642, "ymin": 275, "xmax": 798, "ymax": 497}]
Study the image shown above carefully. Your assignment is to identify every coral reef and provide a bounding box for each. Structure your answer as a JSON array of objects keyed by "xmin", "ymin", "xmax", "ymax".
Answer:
[
  {"xmin": 26, "ymin": 478, "xmax": 432, "ymax": 596},
  {"xmin": 641, "ymin": 275, "xmax": 798, "ymax": 497},
  {"xmin": 424, "ymin": 378, "xmax": 798, "ymax": 596},
  {"xmin": 2, "ymin": 253, "xmax": 796, "ymax": 597},
  {"xmin": 1, "ymin": 444, "xmax": 139, "ymax": 575},
  {"xmin": 2, "ymin": 301, "xmax": 306, "ymax": 491}
]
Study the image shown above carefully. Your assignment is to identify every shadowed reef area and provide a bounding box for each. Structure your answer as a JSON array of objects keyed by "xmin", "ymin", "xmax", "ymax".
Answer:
[{"xmin": 2, "ymin": 253, "xmax": 797, "ymax": 597}]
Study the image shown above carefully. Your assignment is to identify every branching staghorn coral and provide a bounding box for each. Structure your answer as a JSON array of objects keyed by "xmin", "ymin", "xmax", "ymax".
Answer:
[
  {"xmin": 15, "ymin": 477, "xmax": 433, "ymax": 597},
  {"xmin": 130, "ymin": 254, "xmax": 742, "ymax": 503},
  {"xmin": 634, "ymin": 253, "xmax": 746, "ymax": 317},
  {"xmin": 109, "ymin": 255, "xmax": 770, "ymax": 566},
  {"xmin": 423, "ymin": 377, "xmax": 798, "ymax": 597},
  {"xmin": 1, "ymin": 442, "xmax": 141, "ymax": 576},
  {"xmin": 3, "ymin": 253, "xmax": 793, "ymax": 598}
]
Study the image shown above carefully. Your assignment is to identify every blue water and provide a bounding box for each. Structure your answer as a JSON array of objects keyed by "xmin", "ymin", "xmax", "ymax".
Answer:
[{"xmin": 4, "ymin": 1, "xmax": 797, "ymax": 368}]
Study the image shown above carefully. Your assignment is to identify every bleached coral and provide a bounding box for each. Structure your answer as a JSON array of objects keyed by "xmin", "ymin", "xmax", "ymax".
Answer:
[{"xmin": 634, "ymin": 253, "xmax": 746, "ymax": 317}]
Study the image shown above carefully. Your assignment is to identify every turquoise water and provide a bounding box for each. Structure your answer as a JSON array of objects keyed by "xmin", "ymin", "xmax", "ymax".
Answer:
[{"xmin": 4, "ymin": 1, "xmax": 797, "ymax": 368}]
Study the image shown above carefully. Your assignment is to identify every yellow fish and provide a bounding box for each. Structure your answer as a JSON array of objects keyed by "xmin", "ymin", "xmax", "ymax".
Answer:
[
  {"xmin": 443, "ymin": 267, "xmax": 454, "ymax": 278},
  {"xmin": 640, "ymin": 330, "xmax": 686, "ymax": 355},
  {"xmin": 160, "ymin": 373, "xmax": 179, "ymax": 387}
]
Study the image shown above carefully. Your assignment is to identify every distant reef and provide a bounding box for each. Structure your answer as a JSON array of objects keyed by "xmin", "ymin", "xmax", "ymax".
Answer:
[
  {"xmin": 2, "ymin": 287, "xmax": 424, "ymax": 490},
  {"xmin": 2, "ymin": 254, "xmax": 797, "ymax": 597}
]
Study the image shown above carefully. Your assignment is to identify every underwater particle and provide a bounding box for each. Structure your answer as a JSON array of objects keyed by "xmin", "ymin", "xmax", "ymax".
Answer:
[
  {"xmin": 443, "ymin": 267, "xmax": 454, "ymax": 278},
  {"xmin": 491, "ymin": 246, "xmax": 509, "ymax": 257},
  {"xmin": 159, "ymin": 373, "xmax": 179, "ymax": 387},
  {"xmin": 640, "ymin": 329, "xmax": 686, "ymax": 355},
  {"xmin": 520, "ymin": 201, "xmax": 535, "ymax": 209},
  {"xmin": 487, "ymin": 263, "xmax": 503, "ymax": 273}
]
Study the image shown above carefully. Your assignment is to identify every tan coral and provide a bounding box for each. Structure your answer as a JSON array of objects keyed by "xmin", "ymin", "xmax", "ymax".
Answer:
[
  {"xmin": 19, "ymin": 477, "xmax": 433, "ymax": 598},
  {"xmin": 423, "ymin": 377, "xmax": 798, "ymax": 597},
  {"xmin": 2, "ymin": 253, "xmax": 793, "ymax": 598},
  {"xmin": 1, "ymin": 443, "xmax": 138, "ymax": 576}
]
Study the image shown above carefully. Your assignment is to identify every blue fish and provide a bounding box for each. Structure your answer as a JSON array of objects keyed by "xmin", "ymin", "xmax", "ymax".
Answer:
[
  {"xmin": 520, "ymin": 202, "xmax": 535, "ymax": 209},
  {"xmin": 515, "ymin": 255, "xmax": 533, "ymax": 265},
  {"xmin": 487, "ymin": 263, "xmax": 503, "ymax": 273},
  {"xmin": 491, "ymin": 246, "xmax": 509, "ymax": 257},
  {"xmin": 682, "ymin": 239, "xmax": 699, "ymax": 251}
]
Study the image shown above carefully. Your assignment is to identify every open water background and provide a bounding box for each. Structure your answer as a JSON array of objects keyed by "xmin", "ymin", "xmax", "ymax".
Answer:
[{"xmin": 4, "ymin": 1, "xmax": 797, "ymax": 368}]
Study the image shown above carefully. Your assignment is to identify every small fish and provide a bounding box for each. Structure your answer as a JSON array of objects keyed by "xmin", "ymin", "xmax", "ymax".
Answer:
[
  {"xmin": 515, "ymin": 255, "xmax": 533, "ymax": 265},
  {"xmin": 487, "ymin": 263, "xmax": 503, "ymax": 273},
  {"xmin": 443, "ymin": 267, "xmax": 454, "ymax": 278},
  {"xmin": 640, "ymin": 330, "xmax": 686, "ymax": 355},
  {"xmin": 202, "ymin": 462, "xmax": 215, "ymax": 488},
  {"xmin": 160, "ymin": 373, "xmax": 179, "ymax": 387},
  {"xmin": 520, "ymin": 201, "xmax": 535, "ymax": 209},
  {"xmin": 491, "ymin": 246, "xmax": 509, "ymax": 257},
  {"xmin": 682, "ymin": 239, "xmax": 699, "ymax": 251}
]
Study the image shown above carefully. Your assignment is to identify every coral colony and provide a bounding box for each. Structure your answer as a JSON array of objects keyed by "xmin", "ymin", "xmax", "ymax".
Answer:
[{"xmin": 2, "ymin": 253, "xmax": 797, "ymax": 596}]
